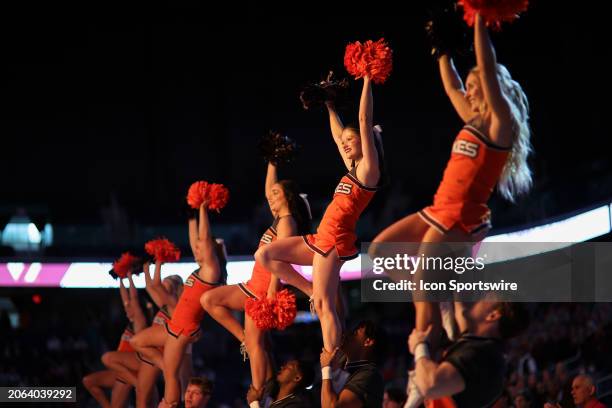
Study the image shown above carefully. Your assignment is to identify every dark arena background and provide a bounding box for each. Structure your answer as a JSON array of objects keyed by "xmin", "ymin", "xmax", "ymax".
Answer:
[{"xmin": 1, "ymin": 2, "xmax": 611, "ymax": 407}]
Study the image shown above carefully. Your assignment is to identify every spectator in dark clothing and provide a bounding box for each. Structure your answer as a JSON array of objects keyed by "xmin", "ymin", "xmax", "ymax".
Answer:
[
  {"xmin": 320, "ymin": 320, "xmax": 386, "ymax": 407},
  {"xmin": 247, "ymin": 359, "xmax": 315, "ymax": 407},
  {"xmin": 408, "ymin": 301, "xmax": 529, "ymax": 408}
]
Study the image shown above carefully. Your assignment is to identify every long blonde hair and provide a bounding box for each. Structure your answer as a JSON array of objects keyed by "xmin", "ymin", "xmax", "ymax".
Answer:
[{"xmin": 470, "ymin": 64, "xmax": 533, "ymax": 202}]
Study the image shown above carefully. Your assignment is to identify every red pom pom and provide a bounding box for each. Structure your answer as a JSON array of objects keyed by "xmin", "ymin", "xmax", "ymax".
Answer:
[
  {"xmin": 186, "ymin": 181, "xmax": 229, "ymax": 212},
  {"xmin": 344, "ymin": 41, "xmax": 368, "ymax": 80},
  {"xmin": 144, "ymin": 238, "xmax": 181, "ymax": 263},
  {"xmin": 273, "ymin": 289, "xmax": 297, "ymax": 330},
  {"xmin": 245, "ymin": 296, "xmax": 276, "ymax": 330},
  {"xmin": 113, "ymin": 252, "xmax": 141, "ymax": 279},
  {"xmin": 187, "ymin": 181, "xmax": 208, "ymax": 209},
  {"xmin": 206, "ymin": 183, "xmax": 230, "ymax": 212},
  {"xmin": 344, "ymin": 38, "xmax": 393, "ymax": 84},
  {"xmin": 458, "ymin": 0, "xmax": 529, "ymax": 29}
]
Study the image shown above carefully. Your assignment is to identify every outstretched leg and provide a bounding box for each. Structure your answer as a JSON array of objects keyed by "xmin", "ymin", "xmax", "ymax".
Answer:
[
  {"xmin": 312, "ymin": 250, "xmax": 343, "ymax": 352},
  {"xmin": 244, "ymin": 315, "xmax": 270, "ymax": 393},
  {"xmin": 83, "ymin": 370, "xmax": 115, "ymax": 408},
  {"xmin": 201, "ymin": 285, "xmax": 247, "ymax": 342},
  {"xmin": 255, "ymin": 236, "xmax": 314, "ymax": 296},
  {"xmin": 130, "ymin": 325, "xmax": 167, "ymax": 369},
  {"xmin": 101, "ymin": 351, "xmax": 141, "ymax": 386},
  {"xmin": 135, "ymin": 362, "xmax": 160, "ymax": 408},
  {"xmin": 160, "ymin": 334, "xmax": 192, "ymax": 406}
]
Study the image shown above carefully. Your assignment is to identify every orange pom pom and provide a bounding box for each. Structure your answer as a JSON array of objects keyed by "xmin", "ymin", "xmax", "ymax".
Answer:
[
  {"xmin": 273, "ymin": 289, "xmax": 297, "ymax": 330},
  {"xmin": 245, "ymin": 296, "xmax": 276, "ymax": 330},
  {"xmin": 344, "ymin": 38, "xmax": 393, "ymax": 84},
  {"xmin": 144, "ymin": 238, "xmax": 181, "ymax": 263},
  {"xmin": 207, "ymin": 183, "xmax": 230, "ymax": 212},
  {"xmin": 186, "ymin": 181, "xmax": 229, "ymax": 212},
  {"xmin": 458, "ymin": 0, "xmax": 529, "ymax": 29},
  {"xmin": 187, "ymin": 181, "xmax": 208, "ymax": 209},
  {"xmin": 112, "ymin": 252, "xmax": 141, "ymax": 279}
]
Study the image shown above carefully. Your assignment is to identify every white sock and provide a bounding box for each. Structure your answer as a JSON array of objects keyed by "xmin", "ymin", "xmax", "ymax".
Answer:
[
  {"xmin": 440, "ymin": 301, "xmax": 457, "ymax": 341},
  {"xmin": 404, "ymin": 370, "xmax": 424, "ymax": 408}
]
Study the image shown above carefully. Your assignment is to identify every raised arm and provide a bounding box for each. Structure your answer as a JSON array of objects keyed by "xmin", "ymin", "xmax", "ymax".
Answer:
[
  {"xmin": 188, "ymin": 217, "xmax": 198, "ymax": 259},
  {"xmin": 439, "ymin": 55, "xmax": 474, "ymax": 123},
  {"xmin": 355, "ymin": 77, "xmax": 380, "ymax": 187},
  {"xmin": 409, "ymin": 326, "xmax": 465, "ymax": 400},
  {"xmin": 326, "ymin": 102, "xmax": 353, "ymax": 170},
  {"xmin": 143, "ymin": 261, "xmax": 153, "ymax": 289},
  {"xmin": 320, "ymin": 348, "xmax": 364, "ymax": 407},
  {"xmin": 152, "ymin": 260, "xmax": 162, "ymax": 287},
  {"xmin": 474, "ymin": 13, "xmax": 513, "ymax": 136},
  {"xmin": 143, "ymin": 261, "xmax": 175, "ymax": 309},
  {"xmin": 119, "ymin": 276, "xmax": 130, "ymax": 310},
  {"xmin": 264, "ymin": 162, "xmax": 278, "ymax": 216},
  {"xmin": 126, "ymin": 273, "xmax": 147, "ymax": 332},
  {"xmin": 196, "ymin": 203, "xmax": 222, "ymax": 282},
  {"xmin": 415, "ymin": 359, "xmax": 465, "ymax": 399}
]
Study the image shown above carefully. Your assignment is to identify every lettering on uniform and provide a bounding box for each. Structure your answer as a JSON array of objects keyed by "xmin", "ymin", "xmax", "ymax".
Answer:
[
  {"xmin": 453, "ymin": 139, "xmax": 479, "ymax": 158},
  {"xmin": 260, "ymin": 234, "xmax": 273, "ymax": 244},
  {"xmin": 185, "ymin": 277, "xmax": 194, "ymax": 287},
  {"xmin": 335, "ymin": 182, "xmax": 353, "ymax": 195}
]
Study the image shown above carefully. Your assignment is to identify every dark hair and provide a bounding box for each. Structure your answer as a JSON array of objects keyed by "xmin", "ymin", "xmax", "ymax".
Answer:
[
  {"xmin": 496, "ymin": 302, "xmax": 530, "ymax": 339},
  {"xmin": 277, "ymin": 180, "xmax": 312, "ymax": 235},
  {"xmin": 344, "ymin": 124, "xmax": 387, "ymax": 186},
  {"xmin": 188, "ymin": 376, "xmax": 213, "ymax": 395},
  {"xmin": 385, "ymin": 387, "xmax": 407, "ymax": 404},
  {"xmin": 355, "ymin": 320, "xmax": 387, "ymax": 362},
  {"xmin": 295, "ymin": 360, "xmax": 315, "ymax": 390}
]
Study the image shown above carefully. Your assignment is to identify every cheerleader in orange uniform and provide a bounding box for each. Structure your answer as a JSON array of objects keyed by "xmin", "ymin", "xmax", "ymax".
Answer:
[
  {"xmin": 371, "ymin": 12, "xmax": 532, "ymax": 406},
  {"xmin": 159, "ymin": 203, "xmax": 227, "ymax": 408},
  {"xmin": 201, "ymin": 160, "xmax": 311, "ymax": 396},
  {"xmin": 128, "ymin": 261, "xmax": 183, "ymax": 408},
  {"xmin": 255, "ymin": 76, "xmax": 383, "ymax": 354},
  {"xmin": 83, "ymin": 273, "xmax": 145, "ymax": 408},
  {"xmin": 129, "ymin": 261, "xmax": 183, "ymax": 368}
]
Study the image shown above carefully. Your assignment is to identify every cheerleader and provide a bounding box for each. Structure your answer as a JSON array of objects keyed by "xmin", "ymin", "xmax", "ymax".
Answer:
[
  {"xmin": 256, "ymin": 76, "xmax": 383, "ymax": 354},
  {"xmin": 83, "ymin": 273, "xmax": 145, "ymax": 407},
  {"xmin": 371, "ymin": 11, "xmax": 532, "ymax": 408},
  {"xmin": 159, "ymin": 203, "xmax": 227, "ymax": 407},
  {"xmin": 128, "ymin": 261, "xmax": 183, "ymax": 407},
  {"xmin": 201, "ymin": 160, "xmax": 311, "ymax": 398}
]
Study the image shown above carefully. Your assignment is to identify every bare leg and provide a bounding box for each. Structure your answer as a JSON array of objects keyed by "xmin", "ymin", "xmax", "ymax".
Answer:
[
  {"xmin": 110, "ymin": 381, "xmax": 133, "ymax": 408},
  {"xmin": 414, "ymin": 226, "xmax": 473, "ymax": 351},
  {"xmin": 135, "ymin": 362, "xmax": 161, "ymax": 408},
  {"xmin": 244, "ymin": 315, "xmax": 268, "ymax": 392},
  {"xmin": 83, "ymin": 370, "xmax": 115, "ymax": 408},
  {"xmin": 255, "ymin": 236, "xmax": 314, "ymax": 296},
  {"xmin": 102, "ymin": 351, "xmax": 141, "ymax": 386},
  {"xmin": 336, "ymin": 283, "xmax": 347, "ymax": 334},
  {"xmin": 263, "ymin": 332, "xmax": 275, "ymax": 382},
  {"xmin": 312, "ymin": 250, "xmax": 343, "ymax": 352},
  {"xmin": 201, "ymin": 285, "xmax": 247, "ymax": 342},
  {"xmin": 161, "ymin": 334, "xmax": 191, "ymax": 406},
  {"xmin": 371, "ymin": 213, "xmax": 429, "ymax": 245},
  {"xmin": 130, "ymin": 325, "xmax": 168, "ymax": 369},
  {"xmin": 179, "ymin": 352, "xmax": 193, "ymax": 401}
]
